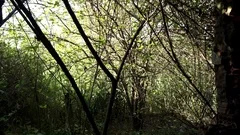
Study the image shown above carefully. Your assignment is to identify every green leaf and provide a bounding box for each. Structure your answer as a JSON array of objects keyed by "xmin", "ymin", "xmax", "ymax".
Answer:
[{"xmin": 39, "ymin": 104, "xmax": 47, "ymax": 109}]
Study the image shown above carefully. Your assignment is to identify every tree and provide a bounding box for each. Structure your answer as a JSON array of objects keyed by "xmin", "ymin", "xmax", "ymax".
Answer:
[{"xmin": 212, "ymin": 0, "xmax": 240, "ymax": 133}]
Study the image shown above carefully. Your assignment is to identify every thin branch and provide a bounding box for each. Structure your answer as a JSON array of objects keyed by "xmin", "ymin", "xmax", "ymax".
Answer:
[
  {"xmin": 10, "ymin": 0, "xmax": 100, "ymax": 134},
  {"xmin": 167, "ymin": 1, "xmax": 214, "ymax": 39},
  {"xmin": 62, "ymin": 0, "xmax": 116, "ymax": 82},
  {"xmin": 0, "ymin": 0, "xmax": 28, "ymax": 27},
  {"xmin": 159, "ymin": 0, "xmax": 216, "ymax": 116}
]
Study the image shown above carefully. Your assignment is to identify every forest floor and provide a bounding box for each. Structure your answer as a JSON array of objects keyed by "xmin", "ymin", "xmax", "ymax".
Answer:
[
  {"xmin": 3, "ymin": 113, "xmax": 203, "ymax": 135},
  {"xmin": 108, "ymin": 113, "xmax": 202, "ymax": 135}
]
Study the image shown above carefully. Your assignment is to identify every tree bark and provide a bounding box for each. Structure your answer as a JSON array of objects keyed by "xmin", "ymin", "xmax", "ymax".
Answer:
[{"xmin": 212, "ymin": 0, "xmax": 240, "ymax": 133}]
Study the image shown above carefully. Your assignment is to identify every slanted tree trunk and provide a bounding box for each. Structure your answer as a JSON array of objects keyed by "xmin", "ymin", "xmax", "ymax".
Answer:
[
  {"xmin": 213, "ymin": 0, "xmax": 240, "ymax": 133},
  {"xmin": 0, "ymin": 0, "xmax": 4, "ymax": 23}
]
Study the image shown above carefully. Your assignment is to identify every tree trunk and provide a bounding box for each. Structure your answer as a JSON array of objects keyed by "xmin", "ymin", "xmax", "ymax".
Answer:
[
  {"xmin": 212, "ymin": 0, "xmax": 240, "ymax": 133},
  {"xmin": 131, "ymin": 73, "xmax": 146, "ymax": 131},
  {"xmin": 65, "ymin": 92, "xmax": 74, "ymax": 134}
]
